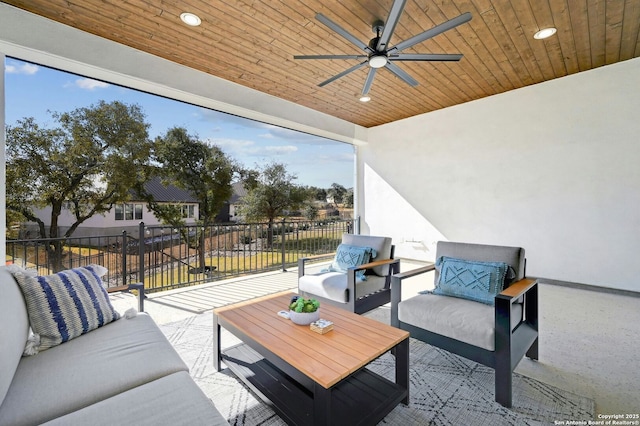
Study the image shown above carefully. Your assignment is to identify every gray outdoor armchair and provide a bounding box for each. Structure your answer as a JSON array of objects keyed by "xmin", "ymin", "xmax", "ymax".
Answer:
[
  {"xmin": 390, "ymin": 241, "xmax": 538, "ymax": 408},
  {"xmin": 298, "ymin": 233, "xmax": 400, "ymax": 314}
]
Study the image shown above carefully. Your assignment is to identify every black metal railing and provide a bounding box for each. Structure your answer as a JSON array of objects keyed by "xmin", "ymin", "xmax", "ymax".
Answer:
[{"xmin": 5, "ymin": 217, "xmax": 357, "ymax": 293}]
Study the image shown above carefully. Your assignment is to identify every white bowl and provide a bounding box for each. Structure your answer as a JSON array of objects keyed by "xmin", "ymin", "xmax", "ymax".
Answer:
[{"xmin": 288, "ymin": 309, "xmax": 320, "ymax": 325}]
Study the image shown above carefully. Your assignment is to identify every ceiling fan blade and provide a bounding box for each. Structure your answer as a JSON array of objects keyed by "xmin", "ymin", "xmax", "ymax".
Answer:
[
  {"xmin": 376, "ymin": 0, "xmax": 408, "ymax": 52},
  {"xmin": 389, "ymin": 12, "xmax": 472, "ymax": 53},
  {"xmin": 315, "ymin": 13, "xmax": 373, "ymax": 53},
  {"xmin": 389, "ymin": 53, "xmax": 464, "ymax": 61},
  {"xmin": 318, "ymin": 60, "xmax": 368, "ymax": 87},
  {"xmin": 361, "ymin": 68, "xmax": 378, "ymax": 95},
  {"xmin": 294, "ymin": 54, "xmax": 368, "ymax": 60},
  {"xmin": 385, "ymin": 62, "xmax": 419, "ymax": 87}
]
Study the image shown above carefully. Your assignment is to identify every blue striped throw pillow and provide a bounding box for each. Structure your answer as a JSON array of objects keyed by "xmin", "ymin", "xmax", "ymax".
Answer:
[{"xmin": 13, "ymin": 266, "xmax": 121, "ymax": 353}]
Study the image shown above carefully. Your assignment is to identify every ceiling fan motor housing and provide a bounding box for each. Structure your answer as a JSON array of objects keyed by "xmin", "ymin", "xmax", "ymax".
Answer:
[{"xmin": 369, "ymin": 37, "xmax": 382, "ymax": 51}]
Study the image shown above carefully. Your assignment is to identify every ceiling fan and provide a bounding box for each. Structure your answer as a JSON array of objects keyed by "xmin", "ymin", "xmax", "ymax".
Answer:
[{"xmin": 294, "ymin": 0, "xmax": 472, "ymax": 96}]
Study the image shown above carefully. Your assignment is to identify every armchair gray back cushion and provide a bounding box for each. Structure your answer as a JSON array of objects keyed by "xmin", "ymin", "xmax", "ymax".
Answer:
[
  {"xmin": 435, "ymin": 242, "xmax": 525, "ymax": 288},
  {"xmin": 341, "ymin": 234, "xmax": 393, "ymax": 276}
]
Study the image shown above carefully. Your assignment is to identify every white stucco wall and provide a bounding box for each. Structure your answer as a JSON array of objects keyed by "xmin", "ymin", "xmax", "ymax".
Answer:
[{"xmin": 361, "ymin": 57, "xmax": 640, "ymax": 292}]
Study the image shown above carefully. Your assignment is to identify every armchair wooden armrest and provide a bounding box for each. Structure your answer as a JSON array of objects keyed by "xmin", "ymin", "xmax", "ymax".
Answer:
[
  {"xmin": 107, "ymin": 282, "xmax": 145, "ymax": 312},
  {"xmin": 351, "ymin": 257, "xmax": 400, "ymax": 272},
  {"xmin": 497, "ymin": 278, "xmax": 537, "ymax": 300}
]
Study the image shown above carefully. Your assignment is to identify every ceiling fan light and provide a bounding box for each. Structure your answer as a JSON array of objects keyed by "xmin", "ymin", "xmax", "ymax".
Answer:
[
  {"xmin": 359, "ymin": 95, "xmax": 371, "ymax": 102},
  {"xmin": 533, "ymin": 27, "xmax": 557, "ymax": 39},
  {"xmin": 368, "ymin": 55, "xmax": 387, "ymax": 69},
  {"xmin": 180, "ymin": 12, "xmax": 202, "ymax": 27}
]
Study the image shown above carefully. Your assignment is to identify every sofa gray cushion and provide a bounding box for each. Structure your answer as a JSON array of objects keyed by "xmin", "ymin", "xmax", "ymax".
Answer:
[
  {"xmin": 0, "ymin": 313, "xmax": 188, "ymax": 426},
  {"xmin": 342, "ymin": 234, "xmax": 393, "ymax": 276},
  {"xmin": 42, "ymin": 371, "xmax": 229, "ymax": 426},
  {"xmin": 0, "ymin": 267, "xmax": 29, "ymax": 406},
  {"xmin": 12, "ymin": 266, "xmax": 121, "ymax": 352},
  {"xmin": 398, "ymin": 293, "xmax": 523, "ymax": 351},
  {"xmin": 299, "ymin": 272, "xmax": 386, "ymax": 303}
]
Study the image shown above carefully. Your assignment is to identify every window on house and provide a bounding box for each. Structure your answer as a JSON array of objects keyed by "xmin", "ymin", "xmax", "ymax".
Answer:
[
  {"xmin": 181, "ymin": 205, "xmax": 195, "ymax": 219},
  {"xmin": 115, "ymin": 204, "xmax": 124, "ymax": 221},
  {"xmin": 124, "ymin": 204, "xmax": 133, "ymax": 220},
  {"xmin": 115, "ymin": 203, "xmax": 144, "ymax": 221}
]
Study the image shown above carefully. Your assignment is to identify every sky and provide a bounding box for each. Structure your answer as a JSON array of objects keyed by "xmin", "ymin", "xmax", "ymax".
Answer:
[{"xmin": 4, "ymin": 58, "xmax": 354, "ymax": 189}]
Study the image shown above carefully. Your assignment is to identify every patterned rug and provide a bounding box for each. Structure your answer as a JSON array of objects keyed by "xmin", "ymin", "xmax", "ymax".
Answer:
[{"xmin": 160, "ymin": 311, "xmax": 594, "ymax": 426}]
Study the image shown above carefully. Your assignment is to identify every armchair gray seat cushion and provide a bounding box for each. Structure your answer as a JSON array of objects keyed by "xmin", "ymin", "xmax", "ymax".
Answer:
[
  {"xmin": 398, "ymin": 294, "xmax": 523, "ymax": 351},
  {"xmin": 298, "ymin": 233, "xmax": 399, "ymax": 314},
  {"xmin": 298, "ymin": 271, "xmax": 386, "ymax": 303}
]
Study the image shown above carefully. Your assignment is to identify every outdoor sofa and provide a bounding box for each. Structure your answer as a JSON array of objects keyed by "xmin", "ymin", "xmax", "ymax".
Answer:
[{"xmin": 0, "ymin": 265, "xmax": 228, "ymax": 426}]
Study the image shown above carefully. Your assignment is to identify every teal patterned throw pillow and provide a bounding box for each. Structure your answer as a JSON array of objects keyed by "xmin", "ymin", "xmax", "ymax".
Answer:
[
  {"xmin": 322, "ymin": 244, "xmax": 377, "ymax": 280},
  {"xmin": 13, "ymin": 266, "xmax": 121, "ymax": 353},
  {"xmin": 432, "ymin": 256, "xmax": 513, "ymax": 305}
]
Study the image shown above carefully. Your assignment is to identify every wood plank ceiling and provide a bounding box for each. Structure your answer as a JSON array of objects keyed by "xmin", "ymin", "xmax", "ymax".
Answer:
[{"xmin": 4, "ymin": 0, "xmax": 640, "ymax": 128}]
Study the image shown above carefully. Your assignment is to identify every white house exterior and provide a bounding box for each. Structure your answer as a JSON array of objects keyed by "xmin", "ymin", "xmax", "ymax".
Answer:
[{"xmin": 23, "ymin": 178, "xmax": 199, "ymax": 239}]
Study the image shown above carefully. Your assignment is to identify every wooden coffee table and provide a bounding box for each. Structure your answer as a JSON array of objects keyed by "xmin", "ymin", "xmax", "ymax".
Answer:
[{"xmin": 213, "ymin": 291, "xmax": 410, "ymax": 425}]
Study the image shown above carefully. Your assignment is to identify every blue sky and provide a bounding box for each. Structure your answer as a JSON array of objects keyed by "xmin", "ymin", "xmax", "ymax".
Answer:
[{"xmin": 4, "ymin": 58, "xmax": 354, "ymax": 189}]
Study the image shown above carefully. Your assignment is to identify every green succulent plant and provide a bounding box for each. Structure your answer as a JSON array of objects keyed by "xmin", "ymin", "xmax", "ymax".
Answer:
[{"xmin": 289, "ymin": 297, "xmax": 320, "ymax": 313}]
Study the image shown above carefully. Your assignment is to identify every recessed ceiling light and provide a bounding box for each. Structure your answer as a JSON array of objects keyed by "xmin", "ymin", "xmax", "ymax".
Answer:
[
  {"xmin": 180, "ymin": 12, "xmax": 202, "ymax": 27},
  {"xmin": 359, "ymin": 95, "xmax": 371, "ymax": 102},
  {"xmin": 533, "ymin": 27, "xmax": 557, "ymax": 40}
]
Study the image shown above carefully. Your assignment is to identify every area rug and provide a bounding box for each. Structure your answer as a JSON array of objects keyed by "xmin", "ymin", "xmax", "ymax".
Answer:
[{"xmin": 160, "ymin": 312, "xmax": 594, "ymax": 425}]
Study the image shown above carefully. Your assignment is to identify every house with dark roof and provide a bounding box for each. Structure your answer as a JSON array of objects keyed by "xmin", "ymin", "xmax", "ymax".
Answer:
[
  {"xmin": 23, "ymin": 178, "xmax": 248, "ymax": 239},
  {"xmin": 24, "ymin": 177, "xmax": 200, "ymax": 239},
  {"xmin": 227, "ymin": 182, "xmax": 248, "ymax": 223}
]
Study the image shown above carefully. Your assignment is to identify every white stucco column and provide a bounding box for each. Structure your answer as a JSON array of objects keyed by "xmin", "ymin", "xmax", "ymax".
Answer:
[{"xmin": 1, "ymin": 52, "xmax": 6, "ymax": 261}]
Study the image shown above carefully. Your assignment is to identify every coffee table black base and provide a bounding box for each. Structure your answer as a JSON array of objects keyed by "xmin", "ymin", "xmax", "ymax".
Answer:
[{"xmin": 221, "ymin": 343, "xmax": 407, "ymax": 426}]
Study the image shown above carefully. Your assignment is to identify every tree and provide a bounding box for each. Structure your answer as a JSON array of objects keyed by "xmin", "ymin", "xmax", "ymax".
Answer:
[
  {"xmin": 303, "ymin": 203, "xmax": 319, "ymax": 221},
  {"xmin": 238, "ymin": 162, "xmax": 307, "ymax": 246},
  {"xmin": 6, "ymin": 101, "xmax": 153, "ymax": 271},
  {"xmin": 308, "ymin": 186, "xmax": 327, "ymax": 202},
  {"xmin": 151, "ymin": 127, "xmax": 235, "ymax": 270},
  {"xmin": 344, "ymin": 188, "xmax": 354, "ymax": 208},
  {"xmin": 327, "ymin": 183, "xmax": 347, "ymax": 208}
]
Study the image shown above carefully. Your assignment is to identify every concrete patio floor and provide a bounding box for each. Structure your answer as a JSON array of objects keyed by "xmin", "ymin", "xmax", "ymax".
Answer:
[{"xmin": 111, "ymin": 259, "xmax": 640, "ymax": 418}]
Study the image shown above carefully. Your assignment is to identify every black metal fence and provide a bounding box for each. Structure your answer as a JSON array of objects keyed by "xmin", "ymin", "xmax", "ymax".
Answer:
[{"xmin": 5, "ymin": 218, "xmax": 357, "ymax": 293}]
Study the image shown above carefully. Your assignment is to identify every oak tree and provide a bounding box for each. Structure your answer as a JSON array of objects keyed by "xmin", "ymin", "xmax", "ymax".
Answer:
[
  {"xmin": 238, "ymin": 162, "xmax": 307, "ymax": 247},
  {"xmin": 151, "ymin": 127, "xmax": 235, "ymax": 270},
  {"xmin": 6, "ymin": 100, "xmax": 153, "ymax": 271}
]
